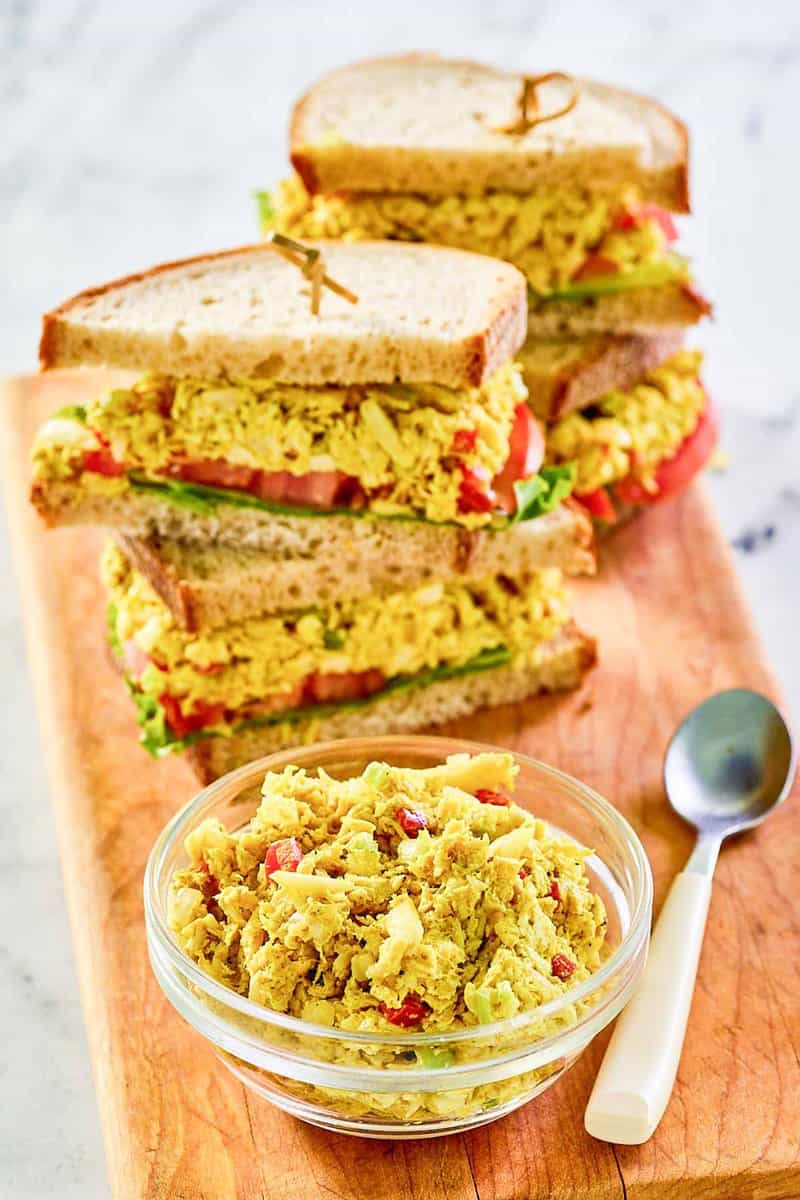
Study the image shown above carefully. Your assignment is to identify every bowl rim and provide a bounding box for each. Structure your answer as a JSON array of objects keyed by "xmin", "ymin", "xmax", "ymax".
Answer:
[{"xmin": 144, "ymin": 734, "xmax": 653, "ymax": 1049}]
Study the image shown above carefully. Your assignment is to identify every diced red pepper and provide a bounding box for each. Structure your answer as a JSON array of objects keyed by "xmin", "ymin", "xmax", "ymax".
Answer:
[
  {"xmin": 264, "ymin": 838, "xmax": 304, "ymax": 876},
  {"xmin": 572, "ymin": 254, "xmax": 620, "ymax": 282},
  {"xmin": 551, "ymin": 954, "xmax": 576, "ymax": 980},
  {"xmin": 378, "ymin": 994, "xmax": 430, "ymax": 1027},
  {"xmin": 612, "ymin": 204, "xmax": 678, "ymax": 242},
  {"xmin": 458, "ymin": 466, "xmax": 496, "ymax": 514},
  {"xmin": 549, "ymin": 880, "xmax": 561, "ymax": 903},
  {"xmin": 396, "ymin": 807, "xmax": 428, "ymax": 837},
  {"xmin": 452, "ymin": 427, "xmax": 478, "ymax": 455},
  {"xmin": 84, "ymin": 446, "xmax": 126, "ymax": 477},
  {"xmin": 518, "ymin": 867, "xmax": 530, "ymax": 880},
  {"xmin": 475, "ymin": 789, "xmax": 510, "ymax": 807},
  {"xmin": 574, "ymin": 486, "xmax": 617, "ymax": 523}
]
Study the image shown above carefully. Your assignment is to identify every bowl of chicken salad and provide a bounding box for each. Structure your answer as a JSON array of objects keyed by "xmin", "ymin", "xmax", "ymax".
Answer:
[{"xmin": 144, "ymin": 736, "xmax": 652, "ymax": 1138}]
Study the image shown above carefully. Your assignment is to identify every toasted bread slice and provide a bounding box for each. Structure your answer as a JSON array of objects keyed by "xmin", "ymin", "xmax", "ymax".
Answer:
[
  {"xmin": 526, "ymin": 282, "xmax": 711, "ymax": 339},
  {"xmin": 39, "ymin": 241, "xmax": 526, "ymax": 389},
  {"xmin": 290, "ymin": 54, "xmax": 689, "ymax": 209},
  {"xmin": 114, "ymin": 500, "xmax": 594, "ymax": 632},
  {"xmin": 183, "ymin": 624, "xmax": 596, "ymax": 783},
  {"xmin": 520, "ymin": 330, "xmax": 684, "ymax": 421}
]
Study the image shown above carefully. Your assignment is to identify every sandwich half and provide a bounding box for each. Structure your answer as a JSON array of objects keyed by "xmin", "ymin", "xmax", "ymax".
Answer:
[
  {"xmin": 31, "ymin": 240, "xmax": 594, "ymax": 580},
  {"xmin": 262, "ymin": 54, "xmax": 711, "ymax": 338},
  {"xmin": 102, "ymin": 539, "xmax": 596, "ymax": 783},
  {"xmin": 528, "ymin": 343, "xmax": 716, "ymax": 524}
]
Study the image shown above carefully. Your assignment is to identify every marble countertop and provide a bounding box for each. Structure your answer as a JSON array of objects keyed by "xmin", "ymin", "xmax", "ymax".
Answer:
[{"xmin": 1, "ymin": 2, "xmax": 798, "ymax": 1195}]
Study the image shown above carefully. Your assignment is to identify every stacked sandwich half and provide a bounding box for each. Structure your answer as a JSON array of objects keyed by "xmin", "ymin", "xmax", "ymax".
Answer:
[
  {"xmin": 30, "ymin": 241, "xmax": 596, "ymax": 781},
  {"xmin": 263, "ymin": 54, "xmax": 716, "ymax": 527}
]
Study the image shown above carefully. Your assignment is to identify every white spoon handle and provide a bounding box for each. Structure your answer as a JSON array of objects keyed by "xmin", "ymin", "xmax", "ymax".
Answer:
[{"xmin": 584, "ymin": 870, "xmax": 712, "ymax": 1144}]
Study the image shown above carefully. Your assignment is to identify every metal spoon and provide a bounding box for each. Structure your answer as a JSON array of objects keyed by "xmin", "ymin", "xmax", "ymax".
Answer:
[{"xmin": 585, "ymin": 688, "xmax": 794, "ymax": 1145}]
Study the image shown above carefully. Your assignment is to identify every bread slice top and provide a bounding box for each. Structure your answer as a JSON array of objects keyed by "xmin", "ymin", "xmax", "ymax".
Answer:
[
  {"xmin": 39, "ymin": 241, "xmax": 527, "ymax": 388},
  {"xmin": 290, "ymin": 54, "xmax": 689, "ymax": 209}
]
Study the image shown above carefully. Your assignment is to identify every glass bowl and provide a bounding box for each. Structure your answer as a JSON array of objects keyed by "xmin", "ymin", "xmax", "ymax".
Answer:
[{"xmin": 144, "ymin": 735, "xmax": 652, "ymax": 1139}]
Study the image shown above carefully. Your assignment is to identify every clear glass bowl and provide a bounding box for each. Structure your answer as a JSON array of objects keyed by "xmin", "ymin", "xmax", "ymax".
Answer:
[{"xmin": 144, "ymin": 736, "xmax": 652, "ymax": 1139}]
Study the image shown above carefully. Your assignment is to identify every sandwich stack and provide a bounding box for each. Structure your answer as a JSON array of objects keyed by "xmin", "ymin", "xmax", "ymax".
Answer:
[
  {"xmin": 30, "ymin": 240, "xmax": 597, "ymax": 781},
  {"xmin": 262, "ymin": 54, "xmax": 716, "ymax": 528}
]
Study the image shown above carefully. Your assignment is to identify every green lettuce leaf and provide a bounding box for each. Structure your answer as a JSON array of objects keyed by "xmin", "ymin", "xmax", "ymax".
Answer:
[
  {"xmin": 531, "ymin": 253, "xmax": 690, "ymax": 303},
  {"xmin": 510, "ymin": 465, "xmax": 576, "ymax": 524},
  {"xmin": 124, "ymin": 643, "xmax": 512, "ymax": 757},
  {"xmin": 129, "ymin": 472, "xmax": 569, "ymax": 530},
  {"xmin": 255, "ymin": 190, "xmax": 275, "ymax": 231}
]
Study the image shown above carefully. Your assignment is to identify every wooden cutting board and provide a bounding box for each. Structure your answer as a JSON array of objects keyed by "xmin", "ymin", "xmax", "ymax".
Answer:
[{"xmin": 3, "ymin": 372, "xmax": 799, "ymax": 1200}]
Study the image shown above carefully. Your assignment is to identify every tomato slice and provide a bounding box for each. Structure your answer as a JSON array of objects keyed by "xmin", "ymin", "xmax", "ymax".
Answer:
[
  {"xmin": 167, "ymin": 459, "xmax": 352, "ymax": 509},
  {"xmin": 264, "ymin": 469, "xmax": 350, "ymax": 508},
  {"xmin": 614, "ymin": 396, "xmax": 719, "ymax": 506},
  {"xmin": 84, "ymin": 447, "xmax": 126, "ymax": 477},
  {"xmin": 236, "ymin": 683, "xmax": 306, "ymax": 720},
  {"xmin": 458, "ymin": 466, "xmax": 497, "ymax": 514},
  {"xmin": 574, "ymin": 486, "xmax": 617, "ymax": 524},
  {"xmin": 491, "ymin": 404, "xmax": 546, "ymax": 511},
  {"xmin": 458, "ymin": 405, "xmax": 545, "ymax": 515},
  {"xmin": 159, "ymin": 694, "xmax": 227, "ymax": 738},
  {"xmin": 167, "ymin": 459, "xmax": 258, "ymax": 490},
  {"xmin": 572, "ymin": 254, "xmax": 620, "ymax": 283},
  {"xmin": 304, "ymin": 669, "xmax": 386, "ymax": 704}
]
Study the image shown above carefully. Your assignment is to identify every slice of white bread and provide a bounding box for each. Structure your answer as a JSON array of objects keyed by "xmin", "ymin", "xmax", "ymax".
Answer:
[
  {"xmin": 520, "ymin": 329, "xmax": 684, "ymax": 421},
  {"xmin": 290, "ymin": 54, "xmax": 689, "ymax": 209},
  {"xmin": 32, "ymin": 481, "xmax": 595, "ymax": 583},
  {"xmin": 183, "ymin": 625, "xmax": 596, "ymax": 784},
  {"xmin": 39, "ymin": 241, "xmax": 527, "ymax": 389},
  {"xmin": 114, "ymin": 500, "xmax": 594, "ymax": 632},
  {"xmin": 526, "ymin": 282, "xmax": 711, "ymax": 339}
]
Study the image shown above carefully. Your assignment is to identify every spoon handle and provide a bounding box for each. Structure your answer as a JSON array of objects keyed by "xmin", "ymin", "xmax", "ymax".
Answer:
[{"xmin": 584, "ymin": 870, "xmax": 712, "ymax": 1144}]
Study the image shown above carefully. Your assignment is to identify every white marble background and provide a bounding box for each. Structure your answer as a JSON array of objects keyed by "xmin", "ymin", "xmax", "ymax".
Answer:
[{"xmin": 1, "ymin": 1, "xmax": 798, "ymax": 1195}]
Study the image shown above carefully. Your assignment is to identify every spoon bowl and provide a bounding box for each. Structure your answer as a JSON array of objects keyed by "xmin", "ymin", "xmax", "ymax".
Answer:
[{"xmin": 664, "ymin": 688, "xmax": 795, "ymax": 838}]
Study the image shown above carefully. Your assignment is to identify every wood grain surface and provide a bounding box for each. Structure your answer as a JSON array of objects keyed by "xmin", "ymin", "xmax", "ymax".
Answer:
[{"xmin": 3, "ymin": 372, "xmax": 799, "ymax": 1200}]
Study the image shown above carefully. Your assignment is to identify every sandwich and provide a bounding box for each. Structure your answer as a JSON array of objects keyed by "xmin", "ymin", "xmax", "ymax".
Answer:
[
  {"xmin": 523, "ymin": 339, "xmax": 716, "ymax": 523},
  {"xmin": 31, "ymin": 237, "xmax": 597, "ymax": 780},
  {"xmin": 260, "ymin": 54, "xmax": 711, "ymax": 339},
  {"xmin": 31, "ymin": 240, "xmax": 594, "ymax": 582},
  {"xmin": 102, "ymin": 538, "xmax": 595, "ymax": 784}
]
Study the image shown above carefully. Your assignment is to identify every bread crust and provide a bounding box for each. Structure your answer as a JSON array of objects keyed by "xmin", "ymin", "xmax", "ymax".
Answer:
[
  {"xmin": 183, "ymin": 624, "xmax": 597, "ymax": 783},
  {"xmin": 110, "ymin": 496, "xmax": 593, "ymax": 633},
  {"xmin": 527, "ymin": 282, "xmax": 712, "ymax": 339},
  {"xmin": 29, "ymin": 474, "xmax": 593, "ymax": 627},
  {"xmin": 39, "ymin": 240, "xmax": 527, "ymax": 388},
  {"xmin": 289, "ymin": 53, "xmax": 690, "ymax": 210},
  {"xmin": 522, "ymin": 330, "xmax": 684, "ymax": 421}
]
